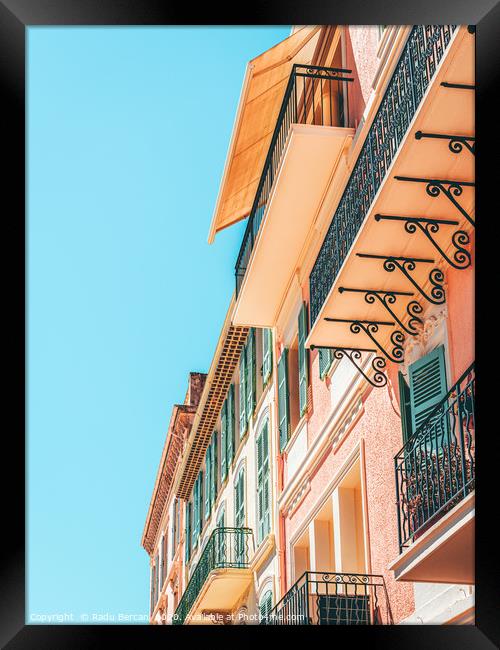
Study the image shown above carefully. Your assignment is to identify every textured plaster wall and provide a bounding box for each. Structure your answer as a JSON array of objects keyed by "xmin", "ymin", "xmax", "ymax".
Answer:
[{"xmin": 446, "ymin": 234, "xmax": 475, "ymax": 381}]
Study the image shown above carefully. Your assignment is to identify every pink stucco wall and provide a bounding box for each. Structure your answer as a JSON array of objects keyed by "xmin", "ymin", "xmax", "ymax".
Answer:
[{"xmin": 285, "ymin": 384, "xmax": 414, "ymax": 624}]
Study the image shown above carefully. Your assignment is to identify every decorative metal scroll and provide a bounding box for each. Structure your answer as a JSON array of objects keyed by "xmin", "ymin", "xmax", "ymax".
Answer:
[
  {"xmin": 338, "ymin": 286, "xmax": 423, "ymax": 335},
  {"xmin": 310, "ymin": 345, "xmax": 387, "ymax": 388},
  {"xmin": 356, "ymin": 253, "xmax": 446, "ymax": 305},
  {"xmin": 324, "ymin": 317, "xmax": 405, "ymax": 364},
  {"xmin": 394, "ymin": 176, "xmax": 475, "ymax": 227},
  {"xmin": 414, "ymin": 130, "xmax": 475, "ymax": 156},
  {"xmin": 374, "ymin": 214, "xmax": 472, "ymax": 270}
]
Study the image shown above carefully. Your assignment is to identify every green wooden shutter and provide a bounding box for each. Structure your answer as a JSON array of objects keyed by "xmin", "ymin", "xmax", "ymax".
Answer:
[
  {"xmin": 278, "ymin": 349, "xmax": 290, "ymax": 452},
  {"xmin": 259, "ymin": 590, "xmax": 273, "ymax": 621},
  {"xmin": 408, "ymin": 345, "xmax": 448, "ymax": 433},
  {"xmin": 192, "ymin": 480, "xmax": 198, "ymax": 547},
  {"xmin": 212, "ymin": 431, "xmax": 218, "ymax": 505},
  {"xmin": 221, "ymin": 399, "xmax": 227, "ymax": 482},
  {"xmin": 234, "ymin": 469, "xmax": 245, "ymax": 527},
  {"xmin": 298, "ymin": 303, "xmax": 309, "ymax": 416},
  {"xmin": 398, "ymin": 371, "xmax": 412, "ymax": 443},
  {"xmin": 262, "ymin": 329, "xmax": 273, "ymax": 386},
  {"xmin": 256, "ymin": 429, "xmax": 264, "ymax": 543},
  {"xmin": 257, "ymin": 421, "xmax": 270, "ymax": 544},
  {"xmin": 204, "ymin": 445, "xmax": 211, "ymax": 520},
  {"xmin": 239, "ymin": 346, "xmax": 247, "ymax": 436},
  {"xmin": 319, "ymin": 348, "xmax": 333, "ymax": 379},
  {"xmin": 198, "ymin": 471, "xmax": 203, "ymax": 535},
  {"xmin": 227, "ymin": 384, "xmax": 235, "ymax": 467},
  {"xmin": 246, "ymin": 328, "xmax": 256, "ymax": 424},
  {"xmin": 184, "ymin": 501, "xmax": 192, "ymax": 562}
]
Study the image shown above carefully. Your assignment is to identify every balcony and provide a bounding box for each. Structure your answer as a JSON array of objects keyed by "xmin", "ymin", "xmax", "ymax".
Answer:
[
  {"xmin": 173, "ymin": 527, "xmax": 254, "ymax": 625},
  {"xmin": 391, "ymin": 364, "xmax": 475, "ymax": 583},
  {"xmin": 306, "ymin": 26, "xmax": 475, "ymax": 365},
  {"xmin": 262, "ymin": 571, "xmax": 391, "ymax": 625},
  {"xmin": 233, "ymin": 64, "xmax": 354, "ymax": 327}
]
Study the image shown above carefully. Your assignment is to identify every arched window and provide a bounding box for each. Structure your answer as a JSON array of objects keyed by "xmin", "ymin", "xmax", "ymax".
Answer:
[{"xmin": 259, "ymin": 589, "xmax": 273, "ymax": 623}]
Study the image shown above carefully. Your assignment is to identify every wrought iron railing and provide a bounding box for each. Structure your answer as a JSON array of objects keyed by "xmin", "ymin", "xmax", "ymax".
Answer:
[
  {"xmin": 235, "ymin": 64, "xmax": 354, "ymax": 296},
  {"xmin": 395, "ymin": 363, "xmax": 475, "ymax": 552},
  {"xmin": 172, "ymin": 527, "xmax": 253, "ymax": 625},
  {"xmin": 262, "ymin": 571, "xmax": 391, "ymax": 625},
  {"xmin": 309, "ymin": 25, "xmax": 457, "ymax": 325}
]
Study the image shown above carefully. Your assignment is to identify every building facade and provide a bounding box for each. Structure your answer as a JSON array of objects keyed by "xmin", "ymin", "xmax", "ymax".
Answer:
[{"xmin": 142, "ymin": 24, "xmax": 475, "ymax": 625}]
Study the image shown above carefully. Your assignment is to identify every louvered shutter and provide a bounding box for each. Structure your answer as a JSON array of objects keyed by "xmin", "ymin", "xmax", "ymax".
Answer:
[
  {"xmin": 227, "ymin": 384, "xmax": 235, "ymax": 467},
  {"xmin": 212, "ymin": 431, "xmax": 218, "ymax": 505},
  {"xmin": 198, "ymin": 471, "xmax": 204, "ymax": 535},
  {"xmin": 256, "ymin": 430, "xmax": 264, "ymax": 543},
  {"xmin": 398, "ymin": 371, "xmax": 412, "ymax": 443},
  {"xmin": 235, "ymin": 470, "xmax": 245, "ymax": 527},
  {"xmin": 408, "ymin": 345, "xmax": 448, "ymax": 434},
  {"xmin": 262, "ymin": 328, "xmax": 273, "ymax": 386},
  {"xmin": 298, "ymin": 303, "xmax": 309, "ymax": 416},
  {"xmin": 239, "ymin": 346, "xmax": 247, "ymax": 436},
  {"xmin": 205, "ymin": 445, "xmax": 211, "ymax": 519},
  {"xmin": 262, "ymin": 422, "xmax": 270, "ymax": 539},
  {"xmin": 259, "ymin": 590, "xmax": 273, "ymax": 622},
  {"xmin": 319, "ymin": 347, "xmax": 333, "ymax": 379},
  {"xmin": 184, "ymin": 501, "xmax": 192, "ymax": 562},
  {"xmin": 278, "ymin": 349, "xmax": 290, "ymax": 452},
  {"xmin": 257, "ymin": 421, "xmax": 270, "ymax": 544},
  {"xmin": 246, "ymin": 328, "xmax": 256, "ymax": 423},
  {"xmin": 221, "ymin": 399, "xmax": 227, "ymax": 481},
  {"xmin": 192, "ymin": 480, "xmax": 199, "ymax": 546}
]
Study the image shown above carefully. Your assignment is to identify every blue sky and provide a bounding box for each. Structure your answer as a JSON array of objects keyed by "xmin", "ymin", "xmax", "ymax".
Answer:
[{"xmin": 27, "ymin": 26, "xmax": 290, "ymax": 624}]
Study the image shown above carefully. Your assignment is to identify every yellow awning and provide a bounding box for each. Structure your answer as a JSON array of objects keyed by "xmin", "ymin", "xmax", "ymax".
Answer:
[{"xmin": 208, "ymin": 26, "xmax": 322, "ymax": 243}]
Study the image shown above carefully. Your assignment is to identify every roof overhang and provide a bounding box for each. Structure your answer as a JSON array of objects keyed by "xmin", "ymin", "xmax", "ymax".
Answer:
[
  {"xmin": 174, "ymin": 296, "xmax": 249, "ymax": 499},
  {"xmin": 141, "ymin": 404, "xmax": 196, "ymax": 555},
  {"xmin": 207, "ymin": 26, "xmax": 323, "ymax": 243}
]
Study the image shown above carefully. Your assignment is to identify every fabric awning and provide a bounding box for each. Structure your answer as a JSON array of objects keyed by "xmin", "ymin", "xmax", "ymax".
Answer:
[{"xmin": 208, "ymin": 26, "xmax": 322, "ymax": 243}]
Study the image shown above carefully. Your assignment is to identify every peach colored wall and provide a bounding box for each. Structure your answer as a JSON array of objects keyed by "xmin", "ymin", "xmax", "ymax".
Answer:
[
  {"xmin": 446, "ymin": 234, "xmax": 475, "ymax": 382},
  {"xmin": 285, "ymin": 384, "xmax": 414, "ymax": 624}
]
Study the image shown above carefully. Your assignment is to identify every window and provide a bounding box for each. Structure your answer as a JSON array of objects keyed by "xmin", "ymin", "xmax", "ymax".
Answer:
[
  {"xmin": 399, "ymin": 345, "xmax": 448, "ymax": 441},
  {"xmin": 256, "ymin": 421, "xmax": 271, "ymax": 544},
  {"xmin": 204, "ymin": 443, "xmax": 212, "ymax": 522},
  {"xmin": 278, "ymin": 349, "xmax": 290, "ymax": 452},
  {"xmin": 298, "ymin": 303, "xmax": 309, "ymax": 416},
  {"xmin": 319, "ymin": 347, "xmax": 333, "ymax": 379},
  {"xmin": 262, "ymin": 328, "xmax": 273, "ymax": 386},
  {"xmin": 239, "ymin": 329, "xmax": 256, "ymax": 437},
  {"xmin": 259, "ymin": 589, "xmax": 273, "ymax": 622}
]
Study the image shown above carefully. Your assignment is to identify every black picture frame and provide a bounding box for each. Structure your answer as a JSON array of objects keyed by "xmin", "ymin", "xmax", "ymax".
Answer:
[{"xmin": 2, "ymin": 1, "xmax": 498, "ymax": 647}]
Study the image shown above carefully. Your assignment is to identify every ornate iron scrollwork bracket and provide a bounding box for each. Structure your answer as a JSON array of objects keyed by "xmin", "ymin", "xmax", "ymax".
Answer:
[
  {"xmin": 338, "ymin": 286, "xmax": 423, "ymax": 335},
  {"xmin": 394, "ymin": 176, "xmax": 475, "ymax": 228},
  {"xmin": 374, "ymin": 214, "xmax": 472, "ymax": 270},
  {"xmin": 323, "ymin": 317, "xmax": 405, "ymax": 364},
  {"xmin": 414, "ymin": 130, "xmax": 475, "ymax": 156},
  {"xmin": 356, "ymin": 253, "xmax": 446, "ymax": 305},
  {"xmin": 310, "ymin": 345, "xmax": 388, "ymax": 388}
]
